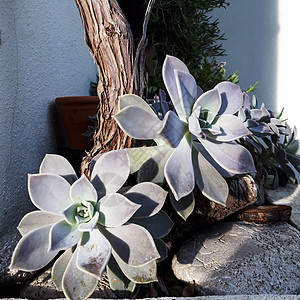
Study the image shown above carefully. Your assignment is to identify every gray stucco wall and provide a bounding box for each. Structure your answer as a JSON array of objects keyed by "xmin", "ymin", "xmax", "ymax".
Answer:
[{"xmin": 0, "ymin": 1, "xmax": 96, "ymax": 234}]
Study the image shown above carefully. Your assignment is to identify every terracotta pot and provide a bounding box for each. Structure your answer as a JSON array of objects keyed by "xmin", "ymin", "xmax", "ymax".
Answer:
[{"xmin": 55, "ymin": 96, "xmax": 99, "ymax": 150}]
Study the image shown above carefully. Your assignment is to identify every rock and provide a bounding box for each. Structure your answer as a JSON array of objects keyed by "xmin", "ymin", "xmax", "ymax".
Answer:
[
  {"xmin": 20, "ymin": 269, "xmax": 117, "ymax": 299},
  {"xmin": 172, "ymin": 222, "xmax": 300, "ymax": 295},
  {"xmin": 266, "ymin": 184, "xmax": 300, "ymax": 229},
  {"xmin": 0, "ymin": 229, "xmax": 34, "ymax": 288}
]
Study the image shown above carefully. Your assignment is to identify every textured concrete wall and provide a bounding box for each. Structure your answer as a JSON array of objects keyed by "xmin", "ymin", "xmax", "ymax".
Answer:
[
  {"xmin": 0, "ymin": 1, "xmax": 96, "ymax": 234},
  {"xmin": 212, "ymin": 0, "xmax": 300, "ymax": 130}
]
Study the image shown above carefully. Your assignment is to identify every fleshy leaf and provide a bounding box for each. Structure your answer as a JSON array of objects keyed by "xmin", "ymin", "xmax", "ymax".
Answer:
[
  {"xmin": 130, "ymin": 211, "xmax": 174, "ymax": 239},
  {"xmin": 209, "ymin": 114, "xmax": 251, "ymax": 141},
  {"xmin": 200, "ymin": 139, "xmax": 256, "ymax": 174},
  {"xmin": 114, "ymin": 106, "xmax": 162, "ymax": 139},
  {"xmin": 137, "ymin": 146, "xmax": 174, "ymax": 183},
  {"xmin": 104, "ymin": 223, "xmax": 160, "ymax": 266},
  {"xmin": 125, "ymin": 182, "xmax": 167, "ymax": 218},
  {"xmin": 49, "ymin": 220, "xmax": 81, "ymax": 251},
  {"xmin": 17, "ymin": 211, "xmax": 63, "ymax": 236},
  {"xmin": 91, "ymin": 149, "xmax": 130, "ymax": 197},
  {"xmin": 192, "ymin": 145, "xmax": 228, "ymax": 206},
  {"xmin": 169, "ymin": 191, "xmax": 195, "ymax": 220},
  {"xmin": 10, "ymin": 225, "xmax": 59, "ymax": 271},
  {"xmin": 28, "ymin": 174, "xmax": 72, "ymax": 214},
  {"xmin": 78, "ymin": 212, "xmax": 99, "ymax": 232},
  {"xmin": 119, "ymin": 94, "xmax": 155, "ymax": 115},
  {"xmin": 155, "ymin": 239, "xmax": 168, "ymax": 262},
  {"xmin": 175, "ymin": 69, "xmax": 198, "ymax": 118},
  {"xmin": 62, "ymin": 247, "xmax": 98, "ymax": 300},
  {"xmin": 52, "ymin": 248, "xmax": 73, "ymax": 291},
  {"xmin": 159, "ymin": 110, "xmax": 188, "ymax": 147},
  {"xmin": 77, "ymin": 230, "xmax": 111, "ymax": 279},
  {"xmin": 162, "ymin": 55, "xmax": 189, "ymax": 120},
  {"xmin": 61, "ymin": 202, "xmax": 79, "ymax": 225},
  {"xmin": 216, "ymin": 81, "xmax": 243, "ymax": 115},
  {"xmin": 70, "ymin": 175, "xmax": 98, "ymax": 203},
  {"xmin": 164, "ymin": 134, "xmax": 195, "ymax": 200},
  {"xmin": 98, "ymin": 193, "xmax": 141, "ymax": 227},
  {"xmin": 193, "ymin": 87, "xmax": 221, "ymax": 115},
  {"xmin": 107, "ymin": 255, "xmax": 136, "ymax": 298},
  {"xmin": 112, "ymin": 250, "xmax": 157, "ymax": 284},
  {"xmin": 39, "ymin": 154, "xmax": 78, "ymax": 184}
]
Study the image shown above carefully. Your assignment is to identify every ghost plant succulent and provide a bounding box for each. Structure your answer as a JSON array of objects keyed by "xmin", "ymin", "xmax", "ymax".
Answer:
[
  {"xmin": 10, "ymin": 150, "xmax": 170, "ymax": 300},
  {"xmin": 114, "ymin": 55, "xmax": 256, "ymax": 219},
  {"xmin": 238, "ymin": 93, "xmax": 300, "ymax": 188}
]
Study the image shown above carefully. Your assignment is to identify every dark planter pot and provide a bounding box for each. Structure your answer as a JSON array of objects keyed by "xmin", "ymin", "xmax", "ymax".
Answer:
[{"xmin": 55, "ymin": 96, "xmax": 99, "ymax": 150}]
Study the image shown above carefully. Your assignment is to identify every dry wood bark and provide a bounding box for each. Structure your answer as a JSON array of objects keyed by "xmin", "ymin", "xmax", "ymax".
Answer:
[
  {"xmin": 75, "ymin": 0, "xmax": 135, "ymax": 175},
  {"xmin": 75, "ymin": 0, "xmax": 155, "ymax": 176}
]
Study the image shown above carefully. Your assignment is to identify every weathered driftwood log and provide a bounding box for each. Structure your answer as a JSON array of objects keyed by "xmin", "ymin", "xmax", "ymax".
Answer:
[
  {"xmin": 75, "ymin": 0, "xmax": 135, "ymax": 175},
  {"xmin": 75, "ymin": 0, "xmax": 155, "ymax": 175}
]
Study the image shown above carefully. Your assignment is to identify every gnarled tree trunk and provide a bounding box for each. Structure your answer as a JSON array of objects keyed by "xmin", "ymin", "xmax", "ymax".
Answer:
[
  {"xmin": 75, "ymin": 0, "xmax": 135, "ymax": 175},
  {"xmin": 75, "ymin": 0, "xmax": 155, "ymax": 175}
]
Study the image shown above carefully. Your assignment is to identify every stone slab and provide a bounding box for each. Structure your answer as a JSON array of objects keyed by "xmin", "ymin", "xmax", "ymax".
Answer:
[
  {"xmin": 20, "ymin": 270, "xmax": 117, "ymax": 299},
  {"xmin": 172, "ymin": 222, "xmax": 300, "ymax": 295},
  {"xmin": 266, "ymin": 184, "xmax": 300, "ymax": 229}
]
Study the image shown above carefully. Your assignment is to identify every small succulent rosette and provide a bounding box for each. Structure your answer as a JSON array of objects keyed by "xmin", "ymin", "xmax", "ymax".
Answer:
[
  {"xmin": 10, "ymin": 150, "xmax": 171, "ymax": 300},
  {"xmin": 114, "ymin": 55, "xmax": 256, "ymax": 219}
]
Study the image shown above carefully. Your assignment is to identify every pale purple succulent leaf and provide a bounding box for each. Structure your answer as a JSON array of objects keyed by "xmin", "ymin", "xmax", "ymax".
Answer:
[
  {"xmin": 77, "ymin": 229, "xmax": 111, "ymax": 279},
  {"xmin": 137, "ymin": 145, "xmax": 174, "ymax": 184},
  {"xmin": 127, "ymin": 144, "xmax": 171, "ymax": 174},
  {"xmin": 252, "ymin": 95, "xmax": 257, "ymax": 108},
  {"xmin": 107, "ymin": 255, "xmax": 136, "ymax": 296},
  {"xmin": 216, "ymin": 81, "xmax": 243, "ymax": 115},
  {"xmin": 174, "ymin": 69, "xmax": 198, "ymax": 117},
  {"xmin": 39, "ymin": 154, "xmax": 78, "ymax": 184},
  {"xmin": 17, "ymin": 211, "xmax": 63, "ymax": 236},
  {"xmin": 169, "ymin": 191, "xmax": 195, "ymax": 220},
  {"xmin": 210, "ymin": 115, "xmax": 251, "ymax": 141},
  {"xmin": 250, "ymin": 109, "xmax": 263, "ymax": 120},
  {"xmin": 249, "ymin": 125, "xmax": 274, "ymax": 135},
  {"xmin": 49, "ymin": 220, "xmax": 81, "ymax": 251},
  {"xmin": 10, "ymin": 225, "xmax": 59, "ymax": 272},
  {"xmin": 91, "ymin": 150, "xmax": 130, "ymax": 197},
  {"xmin": 112, "ymin": 250, "xmax": 157, "ymax": 284},
  {"xmin": 158, "ymin": 110, "xmax": 188, "ymax": 147},
  {"xmin": 62, "ymin": 246, "xmax": 98, "ymax": 300},
  {"xmin": 52, "ymin": 248, "xmax": 73, "ymax": 291},
  {"xmin": 193, "ymin": 141, "xmax": 236, "ymax": 177},
  {"xmin": 162, "ymin": 55, "xmax": 189, "ymax": 120},
  {"xmin": 61, "ymin": 202, "xmax": 79, "ymax": 225},
  {"xmin": 104, "ymin": 223, "xmax": 160, "ymax": 267},
  {"xmin": 246, "ymin": 119, "xmax": 260, "ymax": 127},
  {"xmin": 113, "ymin": 106, "xmax": 162, "ymax": 139},
  {"xmin": 242, "ymin": 93, "xmax": 250, "ymax": 110},
  {"xmin": 205, "ymin": 124, "xmax": 222, "ymax": 135},
  {"xmin": 192, "ymin": 146, "xmax": 228, "ymax": 206},
  {"xmin": 188, "ymin": 108, "xmax": 202, "ymax": 138},
  {"xmin": 78, "ymin": 212, "xmax": 99, "ymax": 232},
  {"xmin": 130, "ymin": 211, "xmax": 174, "ymax": 239},
  {"xmin": 28, "ymin": 174, "xmax": 72, "ymax": 214},
  {"xmin": 70, "ymin": 175, "xmax": 98, "ymax": 203},
  {"xmin": 238, "ymin": 107, "xmax": 247, "ymax": 122},
  {"xmin": 165, "ymin": 135, "xmax": 195, "ymax": 200},
  {"xmin": 118, "ymin": 94, "xmax": 155, "ymax": 114},
  {"xmin": 125, "ymin": 182, "xmax": 167, "ymax": 218},
  {"xmin": 260, "ymin": 103, "xmax": 270, "ymax": 118},
  {"xmin": 200, "ymin": 139, "xmax": 257, "ymax": 174},
  {"xmin": 197, "ymin": 85, "xmax": 204, "ymax": 98},
  {"xmin": 99, "ymin": 193, "xmax": 141, "ymax": 227},
  {"xmin": 268, "ymin": 123, "xmax": 280, "ymax": 136},
  {"xmin": 193, "ymin": 87, "xmax": 221, "ymax": 115}
]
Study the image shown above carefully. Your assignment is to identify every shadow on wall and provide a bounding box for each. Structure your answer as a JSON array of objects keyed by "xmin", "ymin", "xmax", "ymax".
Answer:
[{"xmin": 213, "ymin": 0, "xmax": 279, "ymax": 111}]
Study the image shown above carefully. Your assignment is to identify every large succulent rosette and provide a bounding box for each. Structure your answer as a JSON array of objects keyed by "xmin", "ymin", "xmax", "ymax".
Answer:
[
  {"xmin": 114, "ymin": 55, "xmax": 256, "ymax": 219},
  {"xmin": 10, "ymin": 150, "xmax": 171, "ymax": 299}
]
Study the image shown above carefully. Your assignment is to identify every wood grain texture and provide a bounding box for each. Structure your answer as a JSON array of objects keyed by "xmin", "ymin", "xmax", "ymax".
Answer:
[{"xmin": 75, "ymin": 0, "xmax": 135, "ymax": 175}]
